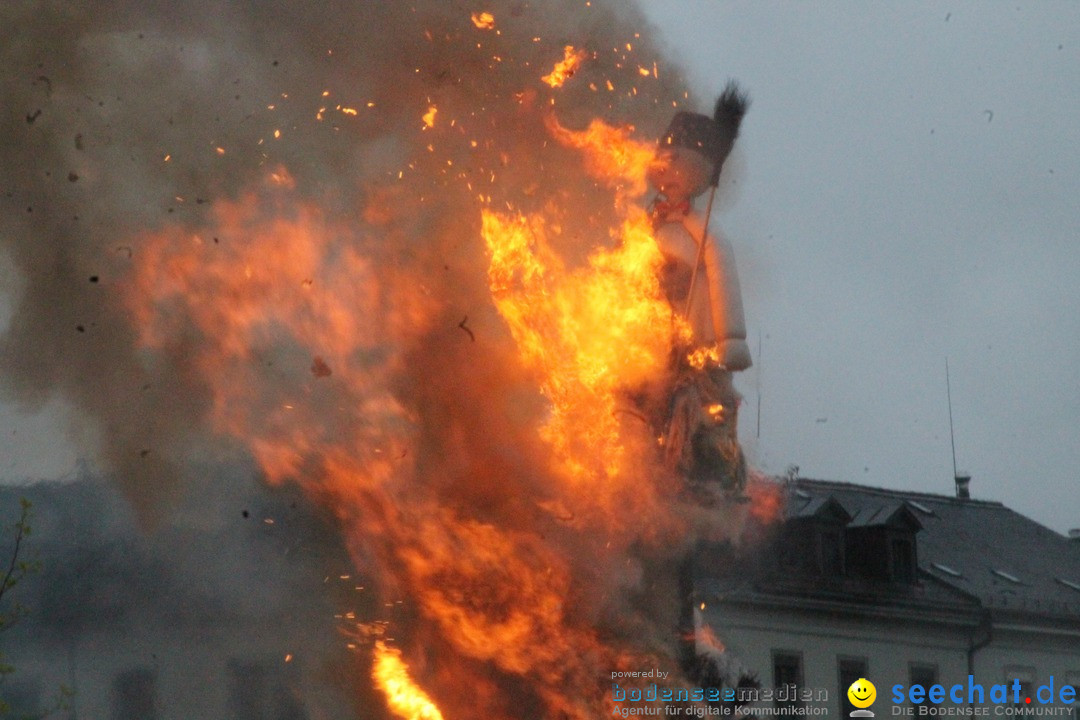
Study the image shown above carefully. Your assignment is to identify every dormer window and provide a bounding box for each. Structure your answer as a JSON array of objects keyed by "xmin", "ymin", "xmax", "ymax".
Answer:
[
  {"xmin": 844, "ymin": 502, "xmax": 922, "ymax": 585},
  {"xmin": 779, "ymin": 495, "xmax": 851, "ymax": 577}
]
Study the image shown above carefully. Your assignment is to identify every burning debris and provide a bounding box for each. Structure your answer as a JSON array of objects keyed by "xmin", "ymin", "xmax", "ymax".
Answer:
[
  {"xmin": 421, "ymin": 105, "xmax": 438, "ymax": 129},
  {"xmin": 542, "ymin": 46, "xmax": 590, "ymax": 88},
  {"xmin": 0, "ymin": 1, "xmax": 766, "ymax": 717},
  {"xmin": 470, "ymin": 12, "xmax": 497, "ymax": 31}
]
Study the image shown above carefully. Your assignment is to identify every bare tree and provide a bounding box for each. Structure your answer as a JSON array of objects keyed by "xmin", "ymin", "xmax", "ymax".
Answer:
[
  {"xmin": 0, "ymin": 499, "xmax": 36, "ymax": 715},
  {"xmin": 0, "ymin": 499, "xmax": 70, "ymax": 719}
]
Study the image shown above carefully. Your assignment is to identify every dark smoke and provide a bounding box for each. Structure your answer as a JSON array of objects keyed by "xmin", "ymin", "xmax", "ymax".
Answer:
[
  {"xmin": 0, "ymin": 0, "xmax": 686, "ymax": 522},
  {"xmin": 0, "ymin": 1, "xmax": 747, "ymax": 717}
]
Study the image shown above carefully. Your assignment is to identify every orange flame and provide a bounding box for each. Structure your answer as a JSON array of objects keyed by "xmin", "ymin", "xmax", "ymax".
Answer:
[
  {"xmin": 483, "ymin": 207, "xmax": 673, "ymax": 500},
  {"xmin": 544, "ymin": 117, "xmax": 656, "ymax": 201},
  {"xmin": 125, "ymin": 169, "xmax": 429, "ymax": 489},
  {"xmin": 113, "ymin": 17, "xmax": 761, "ymax": 712},
  {"xmin": 541, "ymin": 46, "xmax": 589, "ymax": 88},
  {"xmin": 373, "ymin": 641, "xmax": 445, "ymax": 720},
  {"xmin": 121, "ymin": 165, "xmax": 642, "ymax": 717},
  {"xmin": 482, "ymin": 209, "xmax": 672, "ymax": 519},
  {"xmin": 478, "ymin": 116, "xmax": 691, "ymax": 535},
  {"xmin": 470, "ymin": 11, "xmax": 495, "ymax": 30},
  {"xmin": 695, "ymin": 622, "xmax": 726, "ymax": 655},
  {"xmin": 746, "ymin": 475, "xmax": 784, "ymax": 524},
  {"xmin": 686, "ymin": 344, "xmax": 721, "ymax": 370},
  {"xmin": 422, "ymin": 105, "xmax": 438, "ymax": 128}
]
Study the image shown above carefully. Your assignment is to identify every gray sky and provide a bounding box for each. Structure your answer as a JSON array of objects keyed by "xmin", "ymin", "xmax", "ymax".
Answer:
[
  {"xmin": 639, "ymin": 2, "xmax": 1080, "ymax": 533},
  {"xmin": 1, "ymin": 2, "xmax": 1077, "ymax": 535}
]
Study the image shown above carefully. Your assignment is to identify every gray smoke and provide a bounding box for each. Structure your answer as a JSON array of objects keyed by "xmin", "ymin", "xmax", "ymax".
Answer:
[
  {"xmin": 0, "ymin": 1, "xmax": 744, "ymax": 717},
  {"xmin": 0, "ymin": 0, "xmax": 684, "ymax": 520}
]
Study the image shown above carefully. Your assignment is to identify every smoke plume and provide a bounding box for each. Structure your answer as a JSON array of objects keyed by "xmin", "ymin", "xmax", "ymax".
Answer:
[{"xmin": 0, "ymin": 1, "xmax": 751, "ymax": 717}]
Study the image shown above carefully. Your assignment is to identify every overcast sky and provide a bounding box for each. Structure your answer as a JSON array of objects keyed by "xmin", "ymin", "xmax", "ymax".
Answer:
[
  {"xmin": 639, "ymin": 2, "xmax": 1080, "ymax": 533},
  {"xmin": 1, "ymin": 2, "xmax": 1077, "ymax": 535}
]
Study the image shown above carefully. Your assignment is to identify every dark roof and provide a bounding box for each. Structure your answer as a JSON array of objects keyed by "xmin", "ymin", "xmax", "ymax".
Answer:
[
  {"xmin": 786, "ymin": 494, "xmax": 852, "ymax": 524},
  {"xmin": 792, "ymin": 478, "xmax": 1080, "ymax": 621}
]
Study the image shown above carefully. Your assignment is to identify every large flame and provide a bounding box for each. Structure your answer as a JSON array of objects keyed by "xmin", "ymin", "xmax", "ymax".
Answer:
[
  {"xmin": 481, "ymin": 207, "xmax": 670, "ymax": 523},
  {"xmin": 8, "ymin": 1, "xmax": 776, "ymax": 717},
  {"xmin": 121, "ymin": 130, "xmax": 687, "ymax": 720},
  {"xmin": 544, "ymin": 117, "xmax": 658, "ymax": 201},
  {"xmin": 119, "ymin": 65, "xmax": 710, "ymax": 720}
]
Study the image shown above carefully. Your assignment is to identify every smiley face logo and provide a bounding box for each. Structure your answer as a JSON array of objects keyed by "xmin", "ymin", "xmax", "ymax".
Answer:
[{"xmin": 847, "ymin": 678, "xmax": 877, "ymax": 709}]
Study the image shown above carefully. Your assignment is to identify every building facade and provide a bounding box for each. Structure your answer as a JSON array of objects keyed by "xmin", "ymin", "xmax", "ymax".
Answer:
[
  {"xmin": 694, "ymin": 479, "xmax": 1080, "ymax": 718},
  {"xmin": 0, "ymin": 474, "xmax": 363, "ymax": 719}
]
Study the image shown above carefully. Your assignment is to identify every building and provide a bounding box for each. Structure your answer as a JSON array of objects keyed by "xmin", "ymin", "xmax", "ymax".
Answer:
[
  {"xmin": 0, "ymin": 471, "xmax": 365, "ymax": 719},
  {"xmin": 693, "ymin": 478, "xmax": 1080, "ymax": 717},
  {"xmin": 5, "ymin": 472, "xmax": 1078, "ymax": 718}
]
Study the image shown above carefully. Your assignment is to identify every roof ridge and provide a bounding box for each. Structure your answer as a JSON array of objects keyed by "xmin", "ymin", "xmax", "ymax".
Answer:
[{"xmin": 791, "ymin": 477, "xmax": 1005, "ymax": 508}]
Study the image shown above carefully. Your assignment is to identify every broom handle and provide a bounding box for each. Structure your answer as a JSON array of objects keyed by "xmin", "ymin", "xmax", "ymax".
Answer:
[{"xmin": 682, "ymin": 183, "xmax": 719, "ymax": 319}]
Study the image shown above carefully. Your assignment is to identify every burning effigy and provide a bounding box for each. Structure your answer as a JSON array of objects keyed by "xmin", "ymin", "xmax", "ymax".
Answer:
[{"xmin": 0, "ymin": 1, "xmax": 775, "ymax": 717}]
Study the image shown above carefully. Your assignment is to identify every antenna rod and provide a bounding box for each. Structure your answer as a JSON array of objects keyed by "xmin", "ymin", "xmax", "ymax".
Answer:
[
  {"xmin": 946, "ymin": 357, "xmax": 958, "ymax": 479},
  {"xmin": 756, "ymin": 331, "xmax": 762, "ymax": 439}
]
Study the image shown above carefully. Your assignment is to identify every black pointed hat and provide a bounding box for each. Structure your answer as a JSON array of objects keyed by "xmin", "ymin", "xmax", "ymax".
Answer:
[{"xmin": 659, "ymin": 80, "xmax": 750, "ymax": 186}]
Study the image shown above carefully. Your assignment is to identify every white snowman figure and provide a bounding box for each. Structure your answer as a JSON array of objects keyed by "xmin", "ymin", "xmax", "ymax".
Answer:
[{"xmin": 646, "ymin": 82, "xmax": 752, "ymax": 499}]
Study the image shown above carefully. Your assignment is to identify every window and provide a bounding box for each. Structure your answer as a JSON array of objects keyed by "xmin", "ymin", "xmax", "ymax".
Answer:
[
  {"xmin": 910, "ymin": 664, "xmax": 938, "ymax": 705},
  {"xmin": 844, "ymin": 528, "xmax": 883, "ymax": 580},
  {"xmin": 820, "ymin": 529, "xmax": 844, "ymax": 576},
  {"xmin": 1005, "ymin": 666, "xmax": 1036, "ymax": 707},
  {"xmin": 1064, "ymin": 674, "xmax": 1079, "ymax": 719},
  {"xmin": 228, "ymin": 658, "xmax": 308, "ymax": 720},
  {"xmin": 229, "ymin": 660, "xmax": 268, "ymax": 720},
  {"xmin": 1018, "ymin": 681, "xmax": 1035, "ymax": 706},
  {"xmin": 890, "ymin": 537, "xmax": 915, "ymax": 584},
  {"xmin": 839, "ymin": 656, "xmax": 868, "ymax": 718},
  {"xmin": 111, "ymin": 668, "xmax": 157, "ymax": 720},
  {"xmin": 773, "ymin": 651, "xmax": 804, "ymax": 709},
  {"xmin": 778, "ymin": 521, "xmax": 814, "ymax": 572},
  {"xmin": 2, "ymin": 678, "xmax": 41, "ymax": 717},
  {"xmin": 778, "ymin": 532, "xmax": 803, "ymax": 570}
]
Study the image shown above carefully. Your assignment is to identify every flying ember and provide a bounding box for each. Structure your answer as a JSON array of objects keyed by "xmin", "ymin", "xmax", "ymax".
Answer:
[
  {"xmin": 471, "ymin": 11, "xmax": 496, "ymax": 30},
  {"xmin": 542, "ymin": 45, "xmax": 590, "ymax": 88}
]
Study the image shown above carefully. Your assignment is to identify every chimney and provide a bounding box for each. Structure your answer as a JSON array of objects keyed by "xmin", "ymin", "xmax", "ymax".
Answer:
[{"xmin": 955, "ymin": 473, "xmax": 971, "ymax": 500}]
